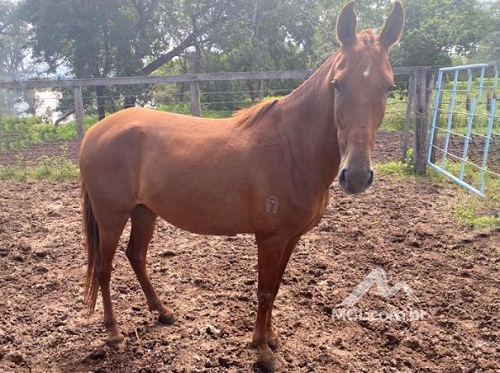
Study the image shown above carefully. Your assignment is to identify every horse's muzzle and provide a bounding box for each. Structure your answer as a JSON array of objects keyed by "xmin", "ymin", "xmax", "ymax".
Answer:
[{"xmin": 338, "ymin": 167, "xmax": 374, "ymax": 195}]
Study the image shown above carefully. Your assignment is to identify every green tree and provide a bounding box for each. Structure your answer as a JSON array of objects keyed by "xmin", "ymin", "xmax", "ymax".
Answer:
[
  {"xmin": 391, "ymin": 0, "xmax": 488, "ymax": 66},
  {"xmin": 9, "ymin": 0, "xmax": 496, "ymax": 119},
  {"xmin": 0, "ymin": 0, "xmax": 33, "ymax": 118},
  {"xmin": 469, "ymin": 0, "xmax": 500, "ymax": 63},
  {"xmin": 188, "ymin": 0, "xmax": 323, "ymax": 102},
  {"xmin": 0, "ymin": 0, "xmax": 30, "ymax": 80},
  {"xmin": 18, "ymin": 0, "xmax": 238, "ymax": 116},
  {"xmin": 20, "ymin": 0, "xmax": 161, "ymax": 78},
  {"xmin": 19, "ymin": 0, "xmax": 158, "ymax": 117}
]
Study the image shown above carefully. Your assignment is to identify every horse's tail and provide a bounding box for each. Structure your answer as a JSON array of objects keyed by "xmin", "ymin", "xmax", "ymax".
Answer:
[{"xmin": 81, "ymin": 180, "xmax": 100, "ymax": 316}]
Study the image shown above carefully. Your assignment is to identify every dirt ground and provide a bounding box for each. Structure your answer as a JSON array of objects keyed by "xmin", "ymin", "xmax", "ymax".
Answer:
[{"xmin": 0, "ymin": 130, "xmax": 499, "ymax": 372}]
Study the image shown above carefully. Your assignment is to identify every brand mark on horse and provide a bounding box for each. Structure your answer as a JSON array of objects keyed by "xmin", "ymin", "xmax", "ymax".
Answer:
[{"xmin": 266, "ymin": 196, "xmax": 279, "ymax": 214}]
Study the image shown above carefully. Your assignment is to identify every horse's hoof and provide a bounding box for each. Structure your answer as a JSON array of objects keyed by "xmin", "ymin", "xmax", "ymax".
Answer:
[
  {"xmin": 158, "ymin": 312, "xmax": 176, "ymax": 325},
  {"xmin": 256, "ymin": 350, "xmax": 277, "ymax": 372},
  {"xmin": 267, "ymin": 337, "xmax": 280, "ymax": 351},
  {"xmin": 107, "ymin": 335, "xmax": 126, "ymax": 352}
]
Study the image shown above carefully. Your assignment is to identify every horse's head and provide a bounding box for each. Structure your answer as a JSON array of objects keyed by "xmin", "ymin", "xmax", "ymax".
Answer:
[{"xmin": 333, "ymin": 1, "xmax": 404, "ymax": 194}]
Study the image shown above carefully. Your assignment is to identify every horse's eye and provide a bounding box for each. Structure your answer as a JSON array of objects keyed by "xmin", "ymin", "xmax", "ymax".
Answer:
[
  {"xmin": 332, "ymin": 79, "xmax": 344, "ymax": 92},
  {"xmin": 386, "ymin": 84, "xmax": 397, "ymax": 96}
]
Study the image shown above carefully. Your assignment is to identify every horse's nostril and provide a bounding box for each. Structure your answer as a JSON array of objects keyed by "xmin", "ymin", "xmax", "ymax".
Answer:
[
  {"xmin": 367, "ymin": 169, "xmax": 374, "ymax": 186},
  {"xmin": 339, "ymin": 167, "xmax": 373, "ymax": 194},
  {"xmin": 339, "ymin": 168, "xmax": 347, "ymax": 185}
]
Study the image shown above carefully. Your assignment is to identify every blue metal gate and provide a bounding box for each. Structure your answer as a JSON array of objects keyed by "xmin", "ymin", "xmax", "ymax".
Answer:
[{"xmin": 427, "ymin": 64, "xmax": 499, "ymax": 197}]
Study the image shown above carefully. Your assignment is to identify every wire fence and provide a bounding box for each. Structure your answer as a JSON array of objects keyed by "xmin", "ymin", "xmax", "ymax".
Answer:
[
  {"xmin": 25, "ymin": 88, "xmax": 408, "ymax": 120},
  {"xmin": 0, "ymin": 69, "xmax": 421, "ymax": 167}
]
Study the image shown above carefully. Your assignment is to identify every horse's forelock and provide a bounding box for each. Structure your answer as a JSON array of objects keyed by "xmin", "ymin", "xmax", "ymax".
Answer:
[{"xmin": 358, "ymin": 30, "xmax": 377, "ymax": 47}]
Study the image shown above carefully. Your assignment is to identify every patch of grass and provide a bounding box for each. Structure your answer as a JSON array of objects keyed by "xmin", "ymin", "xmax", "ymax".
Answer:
[
  {"xmin": 374, "ymin": 161, "xmax": 415, "ymax": 177},
  {"xmin": 0, "ymin": 144, "xmax": 79, "ymax": 182},
  {"xmin": 436, "ymin": 77, "xmax": 498, "ymax": 137},
  {"xmin": 427, "ymin": 166, "xmax": 500, "ymax": 229},
  {"xmin": 428, "ymin": 157, "xmax": 498, "ymax": 197},
  {"xmin": 381, "ymin": 96, "xmax": 407, "ymax": 131},
  {"xmin": 453, "ymin": 194, "xmax": 500, "ymax": 229},
  {"xmin": 374, "ymin": 148, "xmax": 416, "ymax": 177},
  {"xmin": 375, "ymin": 154, "xmax": 499, "ymax": 229},
  {"xmin": 0, "ymin": 115, "xmax": 99, "ymax": 152},
  {"xmin": 0, "ymin": 116, "xmax": 80, "ymax": 151}
]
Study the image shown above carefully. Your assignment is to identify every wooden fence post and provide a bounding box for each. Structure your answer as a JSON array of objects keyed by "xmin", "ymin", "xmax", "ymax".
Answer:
[
  {"xmin": 190, "ymin": 81, "xmax": 202, "ymax": 117},
  {"xmin": 430, "ymin": 88, "xmax": 443, "ymax": 163},
  {"xmin": 73, "ymin": 86, "xmax": 85, "ymax": 141},
  {"xmin": 258, "ymin": 79, "xmax": 264, "ymax": 101},
  {"xmin": 402, "ymin": 74, "xmax": 414, "ymax": 161},
  {"xmin": 413, "ymin": 67, "xmax": 435, "ymax": 175}
]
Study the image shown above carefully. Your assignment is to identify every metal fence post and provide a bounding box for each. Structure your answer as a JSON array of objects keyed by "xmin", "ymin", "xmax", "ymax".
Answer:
[{"xmin": 73, "ymin": 86, "xmax": 85, "ymax": 140}]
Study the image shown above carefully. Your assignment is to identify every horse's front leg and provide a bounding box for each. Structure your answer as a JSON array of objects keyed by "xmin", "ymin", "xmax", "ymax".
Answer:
[
  {"xmin": 266, "ymin": 235, "xmax": 302, "ymax": 351},
  {"xmin": 252, "ymin": 234, "xmax": 294, "ymax": 372}
]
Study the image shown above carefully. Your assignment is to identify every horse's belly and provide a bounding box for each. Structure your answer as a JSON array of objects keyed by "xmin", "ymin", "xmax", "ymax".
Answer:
[
  {"xmin": 141, "ymin": 181, "xmax": 255, "ymax": 236},
  {"xmin": 156, "ymin": 205, "xmax": 253, "ymax": 236}
]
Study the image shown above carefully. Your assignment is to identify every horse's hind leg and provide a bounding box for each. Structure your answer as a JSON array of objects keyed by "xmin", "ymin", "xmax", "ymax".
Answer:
[
  {"xmin": 96, "ymin": 215, "xmax": 129, "ymax": 350},
  {"xmin": 126, "ymin": 204, "xmax": 175, "ymax": 325}
]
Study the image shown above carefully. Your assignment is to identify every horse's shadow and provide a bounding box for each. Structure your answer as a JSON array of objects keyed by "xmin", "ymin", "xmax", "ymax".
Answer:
[{"xmin": 53, "ymin": 321, "xmax": 268, "ymax": 372}]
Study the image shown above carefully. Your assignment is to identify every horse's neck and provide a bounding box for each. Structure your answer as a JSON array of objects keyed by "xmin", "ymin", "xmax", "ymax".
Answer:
[{"xmin": 278, "ymin": 58, "xmax": 340, "ymax": 187}]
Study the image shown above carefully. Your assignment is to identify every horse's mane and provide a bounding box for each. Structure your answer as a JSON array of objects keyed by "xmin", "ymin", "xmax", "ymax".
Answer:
[{"xmin": 232, "ymin": 99, "xmax": 279, "ymax": 127}]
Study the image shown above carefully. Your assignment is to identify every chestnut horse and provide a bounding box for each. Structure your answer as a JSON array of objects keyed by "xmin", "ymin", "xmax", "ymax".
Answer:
[{"xmin": 79, "ymin": 1, "xmax": 404, "ymax": 370}]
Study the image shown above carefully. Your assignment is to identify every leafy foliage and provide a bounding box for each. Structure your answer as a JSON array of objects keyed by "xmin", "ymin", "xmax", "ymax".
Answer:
[
  {"xmin": 1, "ymin": 0, "xmax": 497, "ymax": 117},
  {"xmin": 391, "ymin": 0, "xmax": 489, "ymax": 66},
  {"xmin": 17, "ymin": 0, "xmax": 495, "ymax": 76}
]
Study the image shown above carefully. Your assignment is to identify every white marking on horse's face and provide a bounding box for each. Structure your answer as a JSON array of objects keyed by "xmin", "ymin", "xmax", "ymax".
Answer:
[{"xmin": 363, "ymin": 65, "xmax": 371, "ymax": 78}]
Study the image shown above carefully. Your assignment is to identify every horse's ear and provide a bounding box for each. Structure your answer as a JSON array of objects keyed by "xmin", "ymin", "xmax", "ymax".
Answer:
[
  {"xmin": 336, "ymin": 1, "xmax": 357, "ymax": 47},
  {"xmin": 379, "ymin": 1, "xmax": 405, "ymax": 50}
]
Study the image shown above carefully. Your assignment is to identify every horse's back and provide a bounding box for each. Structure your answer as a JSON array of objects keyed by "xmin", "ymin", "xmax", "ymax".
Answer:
[{"xmin": 80, "ymin": 107, "xmax": 228, "ymax": 172}]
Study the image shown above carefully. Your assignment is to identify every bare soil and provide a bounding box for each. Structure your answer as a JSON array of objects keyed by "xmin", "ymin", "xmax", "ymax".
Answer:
[
  {"xmin": 0, "ymin": 131, "xmax": 498, "ymax": 372},
  {"xmin": 0, "ymin": 173, "xmax": 498, "ymax": 372}
]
